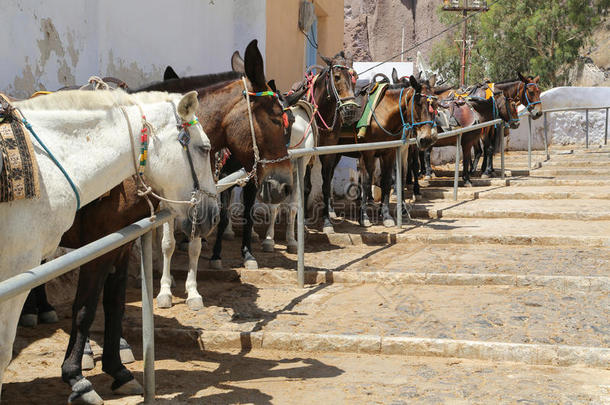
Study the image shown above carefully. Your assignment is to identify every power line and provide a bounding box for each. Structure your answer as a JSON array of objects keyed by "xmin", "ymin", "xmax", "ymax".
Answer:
[{"xmin": 358, "ymin": 0, "xmax": 502, "ymax": 75}]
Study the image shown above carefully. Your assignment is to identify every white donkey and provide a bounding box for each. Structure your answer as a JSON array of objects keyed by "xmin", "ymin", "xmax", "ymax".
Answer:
[
  {"xmin": 0, "ymin": 89, "xmax": 217, "ymax": 401},
  {"xmin": 261, "ymin": 100, "xmax": 317, "ymax": 253}
]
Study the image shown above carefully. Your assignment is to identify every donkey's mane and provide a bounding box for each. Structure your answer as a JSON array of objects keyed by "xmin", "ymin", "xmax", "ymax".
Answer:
[
  {"xmin": 495, "ymin": 76, "xmax": 534, "ymax": 85},
  {"xmin": 14, "ymin": 89, "xmax": 178, "ymax": 111},
  {"xmin": 133, "ymin": 71, "xmax": 242, "ymax": 93}
]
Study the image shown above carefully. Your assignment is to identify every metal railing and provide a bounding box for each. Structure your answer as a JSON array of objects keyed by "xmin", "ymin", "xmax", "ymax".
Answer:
[
  {"xmin": 0, "ymin": 173, "xmax": 239, "ymax": 403},
  {"xmin": 288, "ymin": 118, "xmax": 503, "ymax": 288},
  {"xmin": 528, "ymin": 106, "xmax": 610, "ymax": 170}
]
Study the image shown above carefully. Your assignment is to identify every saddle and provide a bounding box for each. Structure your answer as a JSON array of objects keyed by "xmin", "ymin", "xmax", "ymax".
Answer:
[
  {"xmin": 0, "ymin": 93, "xmax": 40, "ymax": 202},
  {"xmin": 353, "ymin": 81, "xmax": 389, "ymax": 139}
]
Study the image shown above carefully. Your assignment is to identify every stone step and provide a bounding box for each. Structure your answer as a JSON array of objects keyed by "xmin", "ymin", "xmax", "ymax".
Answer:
[
  {"xmin": 408, "ymin": 199, "xmax": 610, "ymax": 220},
  {"xmin": 305, "ymin": 218, "xmax": 610, "ymax": 248},
  {"xmin": 429, "ymin": 169, "xmax": 531, "ymax": 177},
  {"xmin": 424, "ymin": 178, "xmax": 509, "ymax": 187},
  {"xmin": 420, "ymin": 186, "xmax": 610, "ymax": 200},
  {"xmin": 508, "ymin": 177, "xmax": 610, "ymax": 186},
  {"xmin": 541, "ymin": 159, "xmax": 610, "ymax": 167},
  {"xmin": 123, "ymin": 283, "xmax": 609, "ymax": 367},
  {"xmin": 534, "ymin": 168, "xmax": 610, "ymax": 176}
]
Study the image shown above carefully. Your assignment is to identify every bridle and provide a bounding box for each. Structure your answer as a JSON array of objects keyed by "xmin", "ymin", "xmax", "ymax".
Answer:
[
  {"xmin": 306, "ymin": 64, "xmax": 358, "ymax": 131},
  {"xmin": 518, "ymin": 81, "xmax": 541, "ymax": 115},
  {"xmin": 240, "ymin": 76, "xmax": 291, "ymax": 185}
]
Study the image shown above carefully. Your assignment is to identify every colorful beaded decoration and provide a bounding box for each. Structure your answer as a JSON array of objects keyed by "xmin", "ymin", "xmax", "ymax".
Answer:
[
  {"xmin": 181, "ymin": 118, "xmax": 199, "ymax": 128},
  {"xmin": 138, "ymin": 115, "xmax": 148, "ymax": 175}
]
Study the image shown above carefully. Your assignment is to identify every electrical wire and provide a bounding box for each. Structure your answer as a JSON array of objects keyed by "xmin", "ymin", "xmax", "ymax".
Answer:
[{"xmin": 358, "ymin": 0, "xmax": 503, "ymax": 75}]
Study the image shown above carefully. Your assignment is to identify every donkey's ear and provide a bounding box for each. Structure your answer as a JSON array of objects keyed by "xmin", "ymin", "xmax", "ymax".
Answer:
[
  {"xmin": 178, "ymin": 91, "xmax": 199, "ymax": 119},
  {"xmin": 267, "ymin": 79, "xmax": 278, "ymax": 93},
  {"xmin": 244, "ymin": 39, "xmax": 267, "ymax": 91},
  {"xmin": 231, "ymin": 51, "xmax": 245, "ymax": 73},
  {"xmin": 391, "ymin": 68, "xmax": 399, "ymax": 83},
  {"xmin": 409, "ymin": 75, "xmax": 421, "ymax": 91},
  {"xmin": 533, "ymin": 75, "xmax": 540, "ymax": 83},
  {"xmin": 517, "ymin": 72, "xmax": 527, "ymax": 82},
  {"xmin": 428, "ymin": 74, "xmax": 437, "ymax": 88},
  {"xmin": 164, "ymin": 66, "xmax": 180, "ymax": 81},
  {"xmin": 321, "ymin": 55, "xmax": 332, "ymax": 66}
]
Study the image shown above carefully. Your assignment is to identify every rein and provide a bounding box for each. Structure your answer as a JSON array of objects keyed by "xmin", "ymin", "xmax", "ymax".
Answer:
[{"xmin": 240, "ymin": 76, "xmax": 291, "ymax": 185}]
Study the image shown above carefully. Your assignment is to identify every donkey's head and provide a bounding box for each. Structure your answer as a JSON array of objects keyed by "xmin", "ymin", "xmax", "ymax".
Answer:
[
  {"xmin": 407, "ymin": 75, "xmax": 438, "ymax": 150},
  {"xmin": 146, "ymin": 91, "xmax": 219, "ymax": 238},
  {"xmin": 234, "ymin": 40, "xmax": 293, "ymax": 203},
  {"xmin": 494, "ymin": 91, "xmax": 520, "ymax": 130},
  {"xmin": 319, "ymin": 51, "xmax": 359, "ymax": 125},
  {"xmin": 518, "ymin": 72, "xmax": 542, "ymax": 119}
]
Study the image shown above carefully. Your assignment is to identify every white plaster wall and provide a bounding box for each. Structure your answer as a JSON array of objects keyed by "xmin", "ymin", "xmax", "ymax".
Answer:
[
  {"xmin": 0, "ymin": 0, "xmax": 266, "ymax": 98},
  {"xmin": 507, "ymin": 87, "xmax": 610, "ymax": 150}
]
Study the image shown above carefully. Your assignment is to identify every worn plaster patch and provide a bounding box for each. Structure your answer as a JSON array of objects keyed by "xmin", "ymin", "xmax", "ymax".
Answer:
[
  {"xmin": 104, "ymin": 50, "xmax": 163, "ymax": 89},
  {"xmin": 37, "ymin": 18, "xmax": 65, "ymax": 65}
]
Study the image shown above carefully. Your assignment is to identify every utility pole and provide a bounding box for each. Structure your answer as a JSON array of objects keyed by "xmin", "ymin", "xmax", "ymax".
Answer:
[{"xmin": 442, "ymin": 0, "xmax": 489, "ymax": 87}]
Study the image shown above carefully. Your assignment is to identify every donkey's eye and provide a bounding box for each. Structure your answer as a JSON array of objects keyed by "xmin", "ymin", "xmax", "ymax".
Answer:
[
  {"xmin": 334, "ymin": 74, "xmax": 341, "ymax": 81},
  {"xmin": 197, "ymin": 145, "xmax": 210, "ymax": 155},
  {"xmin": 270, "ymin": 118, "xmax": 282, "ymax": 126}
]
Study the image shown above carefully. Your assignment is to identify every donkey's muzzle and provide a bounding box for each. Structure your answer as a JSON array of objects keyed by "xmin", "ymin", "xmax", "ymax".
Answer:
[
  {"xmin": 182, "ymin": 198, "xmax": 220, "ymax": 239},
  {"xmin": 416, "ymin": 127, "xmax": 438, "ymax": 150},
  {"xmin": 339, "ymin": 101, "xmax": 360, "ymax": 126},
  {"xmin": 260, "ymin": 176, "xmax": 292, "ymax": 204}
]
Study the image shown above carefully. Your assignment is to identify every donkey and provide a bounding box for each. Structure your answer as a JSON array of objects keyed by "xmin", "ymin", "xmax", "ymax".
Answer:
[
  {"xmin": 350, "ymin": 75, "xmax": 438, "ymax": 227},
  {"xmin": 135, "ymin": 40, "xmax": 293, "ymax": 309},
  {"xmin": 471, "ymin": 73, "xmax": 541, "ymax": 174},
  {"xmin": 421, "ymin": 90, "xmax": 519, "ymax": 186},
  {"xmin": 296, "ymin": 51, "xmax": 360, "ymax": 234},
  {"xmin": 0, "ymin": 89, "xmax": 216, "ymax": 402}
]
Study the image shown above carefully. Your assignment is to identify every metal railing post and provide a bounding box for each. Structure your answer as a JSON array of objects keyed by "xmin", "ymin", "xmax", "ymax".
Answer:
[
  {"xmin": 296, "ymin": 157, "xmax": 305, "ymax": 288},
  {"xmin": 453, "ymin": 134, "xmax": 461, "ymax": 201},
  {"xmin": 527, "ymin": 114, "xmax": 532, "ymax": 170},
  {"xmin": 395, "ymin": 146, "xmax": 403, "ymax": 228},
  {"xmin": 500, "ymin": 129, "xmax": 505, "ymax": 179},
  {"xmin": 585, "ymin": 109, "xmax": 589, "ymax": 148},
  {"xmin": 604, "ymin": 107, "xmax": 608, "ymax": 145},
  {"xmin": 140, "ymin": 231, "xmax": 155, "ymax": 403},
  {"xmin": 543, "ymin": 112, "xmax": 549, "ymax": 161}
]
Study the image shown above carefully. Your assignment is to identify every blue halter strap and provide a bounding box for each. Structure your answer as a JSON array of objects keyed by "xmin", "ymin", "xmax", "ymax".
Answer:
[{"xmin": 399, "ymin": 87, "xmax": 436, "ymax": 141}]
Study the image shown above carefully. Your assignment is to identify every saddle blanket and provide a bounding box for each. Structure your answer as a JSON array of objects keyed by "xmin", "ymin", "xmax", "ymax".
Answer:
[{"xmin": 0, "ymin": 93, "xmax": 40, "ymax": 202}]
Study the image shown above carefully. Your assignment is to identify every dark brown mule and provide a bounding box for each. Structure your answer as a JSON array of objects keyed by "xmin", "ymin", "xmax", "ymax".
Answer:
[
  {"xmin": 472, "ymin": 73, "xmax": 541, "ymax": 174},
  {"xmin": 297, "ymin": 52, "xmax": 360, "ymax": 233},
  {"xmin": 424, "ymin": 90, "xmax": 519, "ymax": 186},
  {"xmin": 350, "ymin": 75, "xmax": 438, "ymax": 227},
  {"xmin": 136, "ymin": 39, "xmax": 292, "ymax": 269}
]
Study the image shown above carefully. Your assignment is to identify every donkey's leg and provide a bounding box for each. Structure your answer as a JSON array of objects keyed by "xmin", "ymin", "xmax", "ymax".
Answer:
[
  {"xmin": 210, "ymin": 188, "xmax": 231, "ymax": 270},
  {"xmin": 462, "ymin": 140, "xmax": 473, "ymax": 187},
  {"xmin": 472, "ymin": 139, "xmax": 483, "ymax": 176},
  {"xmin": 62, "ymin": 261, "xmax": 107, "ymax": 405},
  {"xmin": 185, "ymin": 237, "xmax": 204, "ymax": 311},
  {"xmin": 241, "ymin": 181, "xmax": 258, "ymax": 269},
  {"xmin": 0, "ymin": 291, "xmax": 29, "ymax": 400},
  {"xmin": 380, "ymin": 153, "xmax": 396, "ymax": 227},
  {"xmin": 482, "ymin": 129, "xmax": 494, "ymax": 178},
  {"xmin": 156, "ymin": 221, "xmax": 175, "ymax": 309},
  {"xmin": 19, "ymin": 286, "xmax": 40, "ymax": 327},
  {"xmin": 262, "ymin": 203, "xmax": 279, "ymax": 253},
  {"xmin": 36, "ymin": 282, "xmax": 58, "ymax": 324},
  {"xmin": 411, "ymin": 147, "xmax": 421, "ymax": 200},
  {"xmin": 320, "ymin": 154, "xmax": 338, "ymax": 233},
  {"xmin": 101, "ymin": 249, "xmax": 142, "ymax": 396},
  {"xmin": 359, "ymin": 153, "xmax": 375, "ymax": 227},
  {"xmin": 223, "ymin": 188, "xmax": 236, "ymax": 241}
]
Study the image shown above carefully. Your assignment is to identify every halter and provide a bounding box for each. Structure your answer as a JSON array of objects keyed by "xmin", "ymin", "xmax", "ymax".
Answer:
[
  {"xmin": 307, "ymin": 65, "xmax": 358, "ymax": 131},
  {"xmin": 516, "ymin": 82, "xmax": 541, "ymax": 117},
  {"xmin": 240, "ymin": 77, "xmax": 291, "ymax": 184}
]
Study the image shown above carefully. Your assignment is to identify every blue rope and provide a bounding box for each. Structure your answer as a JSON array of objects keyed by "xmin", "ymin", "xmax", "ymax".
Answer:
[{"xmin": 21, "ymin": 116, "xmax": 81, "ymax": 210}]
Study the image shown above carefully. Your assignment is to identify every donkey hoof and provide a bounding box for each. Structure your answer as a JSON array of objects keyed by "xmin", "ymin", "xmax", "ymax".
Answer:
[
  {"xmin": 286, "ymin": 242, "xmax": 298, "ymax": 254},
  {"xmin": 481, "ymin": 173, "xmax": 490, "ymax": 179},
  {"xmin": 186, "ymin": 296, "xmax": 204, "ymax": 311},
  {"xmin": 39, "ymin": 310, "xmax": 59, "ymax": 324},
  {"xmin": 383, "ymin": 218, "xmax": 396, "ymax": 227},
  {"xmin": 156, "ymin": 294, "xmax": 172, "ymax": 309},
  {"xmin": 360, "ymin": 219, "xmax": 372, "ymax": 228},
  {"xmin": 423, "ymin": 175, "xmax": 431, "ymax": 181},
  {"xmin": 251, "ymin": 232, "xmax": 260, "ymax": 242},
  {"xmin": 244, "ymin": 259, "xmax": 258, "ymax": 270},
  {"xmin": 19, "ymin": 313, "xmax": 38, "ymax": 328},
  {"xmin": 69, "ymin": 378, "xmax": 103, "ymax": 405},
  {"xmin": 322, "ymin": 225, "xmax": 335, "ymax": 234},
  {"xmin": 210, "ymin": 259, "xmax": 223, "ymax": 270},
  {"xmin": 119, "ymin": 339, "xmax": 135, "ymax": 365},
  {"xmin": 112, "ymin": 378, "xmax": 143, "ymax": 396},
  {"xmin": 329, "ymin": 210, "xmax": 337, "ymax": 219},
  {"xmin": 261, "ymin": 239, "xmax": 275, "ymax": 253},
  {"xmin": 464, "ymin": 181, "xmax": 473, "ymax": 188}
]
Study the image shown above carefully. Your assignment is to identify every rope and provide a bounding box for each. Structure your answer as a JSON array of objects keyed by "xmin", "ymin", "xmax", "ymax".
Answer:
[{"xmin": 18, "ymin": 109, "xmax": 81, "ymax": 210}]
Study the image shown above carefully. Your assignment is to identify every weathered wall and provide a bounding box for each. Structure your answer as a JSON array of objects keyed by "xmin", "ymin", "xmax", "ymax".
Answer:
[
  {"xmin": 0, "ymin": 0, "xmax": 266, "ymax": 98},
  {"xmin": 266, "ymin": 0, "xmax": 344, "ymax": 91},
  {"xmin": 344, "ymin": 0, "xmax": 445, "ymax": 63}
]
